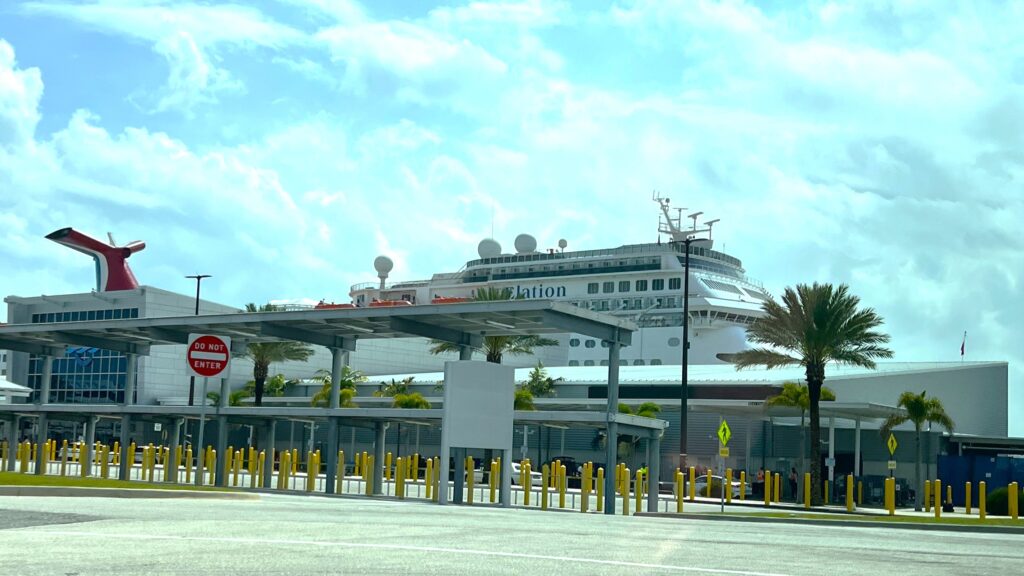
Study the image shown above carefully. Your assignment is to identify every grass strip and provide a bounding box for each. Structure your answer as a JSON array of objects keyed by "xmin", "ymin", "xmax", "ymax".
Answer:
[
  {"xmin": 0, "ymin": 471, "xmax": 232, "ymax": 492},
  {"xmin": 729, "ymin": 511, "xmax": 1023, "ymax": 528}
]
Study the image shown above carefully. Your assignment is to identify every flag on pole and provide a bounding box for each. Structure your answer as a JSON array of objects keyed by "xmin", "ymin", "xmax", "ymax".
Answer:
[{"xmin": 960, "ymin": 331, "xmax": 967, "ymax": 357}]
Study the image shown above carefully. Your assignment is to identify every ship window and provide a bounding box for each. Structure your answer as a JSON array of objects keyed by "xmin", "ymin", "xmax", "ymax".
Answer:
[
  {"xmin": 585, "ymin": 340, "xmax": 596, "ymax": 348},
  {"xmin": 601, "ymin": 341, "xmax": 610, "ymax": 348},
  {"xmin": 669, "ymin": 278, "xmax": 681, "ymax": 290},
  {"xmin": 651, "ymin": 359, "xmax": 663, "ymax": 365},
  {"xmin": 620, "ymin": 360, "xmax": 628, "ymax": 366},
  {"xmin": 587, "ymin": 283, "xmax": 599, "ymax": 294},
  {"xmin": 602, "ymin": 282, "xmax": 614, "ymax": 293},
  {"xmin": 668, "ymin": 337, "xmax": 680, "ymax": 347},
  {"xmin": 568, "ymin": 360, "xmax": 580, "ymax": 367},
  {"xmin": 569, "ymin": 338, "xmax": 580, "ymax": 347},
  {"xmin": 633, "ymin": 360, "xmax": 645, "ymax": 366},
  {"xmin": 584, "ymin": 360, "xmax": 595, "ymax": 367},
  {"xmin": 600, "ymin": 360, "xmax": 609, "ymax": 366},
  {"xmin": 618, "ymin": 281, "xmax": 630, "ymax": 292},
  {"xmin": 636, "ymin": 280, "xmax": 647, "ymax": 292},
  {"xmin": 652, "ymin": 279, "xmax": 664, "ymax": 291}
]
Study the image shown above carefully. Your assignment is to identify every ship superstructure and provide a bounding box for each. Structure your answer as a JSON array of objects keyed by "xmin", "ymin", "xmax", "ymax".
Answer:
[{"xmin": 347, "ymin": 196, "xmax": 768, "ymax": 368}]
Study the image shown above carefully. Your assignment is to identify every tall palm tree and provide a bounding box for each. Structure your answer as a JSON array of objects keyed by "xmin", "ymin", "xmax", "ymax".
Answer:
[
  {"xmin": 238, "ymin": 303, "xmax": 314, "ymax": 406},
  {"xmin": 730, "ymin": 283, "xmax": 892, "ymax": 505},
  {"xmin": 765, "ymin": 382, "xmax": 836, "ymax": 475},
  {"xmin": 374, "ymin": 376, "xmax": 414, "ymax": 398},
  {"xmin": 880, "ymin": 391, "xmax": 954, "ymax": 511},
  {"xmin": 521, "ymin": 362, "xmax": 562, "ymax": 397},
  {"xmin": 428, "ymin": 287, "xmax": 558, "ymax": 363},
  {"xmin": 310, "ymin": 366, "xmax": 366, "ymax": 408}
]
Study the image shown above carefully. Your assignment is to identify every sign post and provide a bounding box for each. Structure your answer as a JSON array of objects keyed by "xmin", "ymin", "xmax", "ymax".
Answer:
[
  {"xmin": 717, "ymin": 419, "xmax": 731, "ymax": 512},
  {"xmin": 186, "ymin": 334, "xmax": 231, "ymax": 487},
  {"xmin": 886, "ymin": 433, "xmax": 898, "ymax": 478}
]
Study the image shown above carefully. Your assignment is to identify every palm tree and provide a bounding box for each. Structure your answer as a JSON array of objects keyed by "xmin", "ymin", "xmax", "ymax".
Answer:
[
  {"xmin": 730, "ymin": 283, "xmax": 892, "ymax": 505},
  {"xmin": 765, "ymin": 382, "xmax": 836, "ymax": 476},
  {"xmin": 374, "ymin": 376, "xmax": 414, "ymax": 398},
  {"xmin": 238, "ymin": 303, "xmax": 314, "ymax": 406},
  {"xmin": 521, "ymin": 362, "xmax": 562, "ymax": 398},
  {"xmin": 392, "ymin": 392, "xmax": 431, "ymax": 409},
  {"xmin": 428, "ymin": 287, "xmax": 558, "ymax": 363},
  {"xmin": 514, "ymin": 389, "xmax": 536, "ymax": 411},
  {"xmin": 310, "ymin": 366, "xmax": 365, "ymax": 408},
  {"xmin": 880, "ymin": 391, "xmax": 954, "ymax": 511},
  {"xmin": 616, "ymin": 403, "xmax": 662, "ymax": 459},
  {"xmin": 205, "ymin": 388, "xmax": 252, "ymax": 407}
]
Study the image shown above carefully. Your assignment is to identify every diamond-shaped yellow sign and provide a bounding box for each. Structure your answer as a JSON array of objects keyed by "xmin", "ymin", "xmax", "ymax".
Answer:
[
  {"xmin": 717, "ymin": 420, "xmax": 732, "ymax": 446},
  {"xmin": 887, "ymin": 433, "xmax": 898, "ymax": 456}
]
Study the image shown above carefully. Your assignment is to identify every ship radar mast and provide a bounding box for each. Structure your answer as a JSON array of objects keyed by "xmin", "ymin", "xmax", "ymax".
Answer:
[{"xmin": 652, "ymin": 191, "xmax": 716, "ymax": 246}]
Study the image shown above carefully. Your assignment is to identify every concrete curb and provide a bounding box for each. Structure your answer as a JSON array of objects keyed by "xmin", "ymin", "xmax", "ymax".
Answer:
[
  {"xmin": 0, "ymin": 485, "xmax": 260, "ymax": 500},
  {"xmin": 636, "ymin": 511, "xmax": 1024, "ymax": 534}
]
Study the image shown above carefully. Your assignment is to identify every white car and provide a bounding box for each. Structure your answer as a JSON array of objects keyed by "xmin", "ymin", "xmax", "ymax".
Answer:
[
  {"xmin": 687, "ymin": 475, "xmax": 753, "ymax": 499},
  {"xmin": 509, "ymin": 461, "xmax": 544, "ymax": 486}
]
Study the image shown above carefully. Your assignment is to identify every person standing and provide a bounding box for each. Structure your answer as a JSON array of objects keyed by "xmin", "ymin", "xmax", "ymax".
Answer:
[{"xmin": 789, "ymin": 467, "xmax": 799, "ymax": 502}]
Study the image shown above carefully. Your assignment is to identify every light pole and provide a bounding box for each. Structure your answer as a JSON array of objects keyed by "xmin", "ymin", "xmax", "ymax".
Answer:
[
  {"xmin": 678, "ymin": 237, "xmax": 694, "ymax": 473},
  {"xmin": 185, "ymin": 274, "xmax": 211, "ymax": 406}
]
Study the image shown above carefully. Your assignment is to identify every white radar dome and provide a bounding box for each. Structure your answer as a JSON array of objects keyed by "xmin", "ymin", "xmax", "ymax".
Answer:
[
  {"xmin": 514, "ymin": 233, "xmax": 537, "ymax": 254},
  {"xmin": 558, "ymin": 238, "xmax": 567, "ymax": 250},
  {"xmin": 477, "ymin": 238, "xmax": 502, "ymax": 259},
  {"xmin": 373, "ymin": 255, "xmax": 394, "ymax": 276}
]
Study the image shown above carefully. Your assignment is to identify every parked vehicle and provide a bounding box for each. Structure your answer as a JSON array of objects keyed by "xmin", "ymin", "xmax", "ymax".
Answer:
[
  {"xmin": 686, "ymin": 475, "xmax": 752, "ymax": 499},
  {"xmin": 509, "ymin": 461, "xmax": 543, "ymax": 485}
]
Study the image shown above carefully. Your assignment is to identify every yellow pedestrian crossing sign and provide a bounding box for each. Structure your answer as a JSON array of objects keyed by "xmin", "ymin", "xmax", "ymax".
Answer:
[
  {"xmin": 717, "ymin": 420, "xmax": 731, "ymax": 446},
  {"xmin": 887, "ymin": 433, "xmax": 898, "ymax": 456}
]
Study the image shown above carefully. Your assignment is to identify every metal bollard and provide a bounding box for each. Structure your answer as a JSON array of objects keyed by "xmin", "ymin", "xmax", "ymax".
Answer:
[
  {"xmin": 804, "ymin": 472, "xmax": 811, "ymax": 509},
  {"xmin": 412, "ymin": 453, "xmax": 419, "ymax": 481},
  {"xmin": 490, "ymin": 460, "xmax": 498, "ymax": 503},
  {"xmin": 425, "ymin": 457, "xmax": 434, "ymax": 501},
  {"xmin": 675, "ymin": 470, "xmax": 684, "ymax": 513},
  {"xmin": 112, "ymin": 441, "xmax": 120, "ymax": 466},
  {"xmin": 946, "ymin": 484, "xmax": 953, "ymax": 510},
  {"xmin": 858, "ymin": 481, "xmax": 863, "ymax": 506},
  {"xmin": 175, "ymin": 446, "xmax": 183, "ymax": 483},
  {"xmin": 739, "ymin": 470, "xmax": 746, "ymax": 501},
  {"xmin": 541, "ymin": 464, "xmax": 549, "ymax": 510},
  {"xmin": 560, "ymin": 465, "xmax": 567, "ymax": 509},
  {"xmin": 846, "ymin": 474, "xmax": 854, "ymax": 512},
  {"xmin": 185, "ymin": 447, "xmax": 193, "ymax": 484},
  {"xmin": 924, "ymin": 479, "xmax": 931, "ymax": 512},
  {"xmin": 60, "ymin": 440, "xmax": 68, "ymax": 477},
  {"xmin": 466, "ymin": 456, "xmax": 474, "ymax": 504},
  {"xmin": 278, "ymin": 451, "xmax": 290, "ymax": 490},
  {"xmin": 101, "ymin": 446, "xmax": 111, "ymax": 479},
  {"xmin": 706, "ymin": 469, "xmax": 713, "ymax": 499},
  {"xmin": 335, "ymin": 450, "xmax": 344, "ymax": 494},
  {"xmin": 689, "ymin": 467, "xmax": 696, "ymax": 501},
  {"xmin": 824, "ymin": 480, "xmax": 828, "ymax": 505},
  {"xmin": 235, "ymin": 449, "xmax": 244, "ymax": 488},
  {"xmin": 365, "ymin": 455, "xmax": 374, "ymax": 497},
  {"xmin": 979, "ymin": 481, "xmax": 986, "ymax": 520},
  {"xmin": 396, "ymin": 457, "xmax": 405, "ymax": 499},
  {"xmin": 1010, "ymin": 482, "xmax": 1019, "ymax": 520},
  {"xmin": 305, "ymin": 451, "xmax": 314, "ymax": 492},
  {"xmin": 581, "ymin": 462, "xmax": 590, "ymax": 513},
  {"xmin": 934, "ymin": 479, "xmax": 942, "ymax": 519},
  {"xmin": 965, "ymin": 481, "xmax": 972, "ymax": 515},
  {"xmin": 634, "ymin": 469, "xmax": 643, "ymax": 515},
  {"xmin": 523, "ymin": 462, "xmax": 531, "ymax": 507},
  {"xmin": 774, "ymin": 473, "xmax": 781, "ymax": 503},
  {"xmin": 597, "ymin": 467, "xmax": 604, "ymax": 512},
  {"xmin": 622, "ymin": 467, "xmax": 631, "ymax": 516},
  {"xmin": 385, "ymin": 452, "xmax": 392, "ymax": 482},
  {"xmin": 725, "ymin": 468, "xmax": 733, "ymax": 504},
  {"xmin": 256, "ymin": 451, "xmax": 265, "ymax": 489},
  {"xmin": 764, "ymin": 471, "xmax": 771, "ymax": 507},
  {"xmin": 292, "ymin": 449, "xmax": 299, "ymax": 476}
]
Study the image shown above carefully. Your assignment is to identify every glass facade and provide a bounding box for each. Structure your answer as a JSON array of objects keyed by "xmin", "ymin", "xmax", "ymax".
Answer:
[{"xmin": 27, "ymin": 308, "xmax": 138, "ymax": 404}]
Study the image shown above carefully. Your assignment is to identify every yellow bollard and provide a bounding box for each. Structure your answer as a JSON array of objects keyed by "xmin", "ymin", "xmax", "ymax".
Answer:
[
  {"xmin": 60, "ymin": 440, "xmax": 68, "ymax": 477},
  {"xmin": 490, "ymin": 460, "xmax": 498, "ymax": 503},
  {"xmin": 128, "ymin": 442, "xmax": 136, "ymax": 479},
  {"xmin": 739, "ymin": 471, "xmax": 746, "ymax": 501},
  {"xmin": 185, "ymin": 446, "xmax": 193, "ymax": 484},
  {"xmin": 425, "ymin": 457, "xmax": 434, "ymax": 501},
  {"xmin": 280, "ymin": 450, "xmax": 291, "ymax": 490},
  {"xmin": 101, "ymin": 445, "xmax": 111, "ymax": 479},
  {"xmin": 235, "ymin": 449, "xmax": 244, "ymax": 488},
  {"xmin": 622, "ymin": 467, "xmax": 631, "ymax": 516},
  {"xmin": 541, "ymin": 464, "xmax": 549, "ymax": 510},
  {"xmin": 634, "ymin": 469, "xmax": 643, "ymax": 515},
  {"xmin": 858, "ymin": 481, "xmax": 863, "ymax": 506},
  {"xmin": 412, "ymin": 453, "xmax": 419, "ymax": 481},
  {"xmin": 979, "ymin": 481, "xmax": 987, "ymax": 520},
  {"xmin": 112, "ymin": 441, "xmax": 120, "ymax": 466},
  {"xmin": 557, "ymin": 464, "xmax": 565, "ymax": 509},
  {"xmin": 256, "ymin": 451, "xmax": 265, "ymax": 488},
  {"xmin": 1010, "ymin": 482, "xmax": 1019, "ymax": 520},
  {"xmin": 725, "ymin": 468, "xmax": 733, "ymax": 504},
  {"xmin": 385, "ymin": 452, "xmax": 392, "ymax": 482},
  {"xmin": 581, "ymin": 463, "xmax": 591, "ymax": 513},
  {"xmin": 706, "ymin": 469, "xmax": 713, "ymax": 498},
  {"xmin": 965, "ymin": 481, "xmax": 972, "ymax": 515},
  {"xmin": 174, "ymin": 446, "xmax": 183, "ymax": 483},
  {"xmin": 207, "ymin": 448, "xmax": 216, "ymax": 486},
  {"xmin": 934, "ymin": 479, "xmax": 942, "ymax": 519},
  {"xmin": 824, "ymin": 480, "xmax": 828, "ymax": 505},
  {"xmin": 883, "ymin": 478, "xmax": 891, "ymax": 515},
  {"xmin": 764, "ymin": 471, "xmax": 771, "ymax": 507},
  {"xmin": 846, "ymin": 474, "xmax": 854, "ymax": 512},
  {"xmin": 554, "ymin": 459, "xmax": 562, "ymax": 489},
  {"xmin": 774, "ymin": 473, "xmax": 781, "ymax": 503},
  {"xmin": 676, "ymin": 470, "xmax": 684, "ymax": 513},
  {"xmin": 31, "ymin": 441, "xmax": 36, "ymax": 463},
  {"xmin": 291, "ymin": 448, "xmax": 298, "ymax": 475},
  {"xmin": 946, "ymin": 484, "xmax": 953, "ymax": 510},
  {"xmin": 433, "ymin": 457, "xmax": 441, "ymax": 501},
  {"xmin": 335, "ymin": 450, "xmax": 344, "ymax": 493},
  {"xmin": 597, "ymin": 467, "xmax": 605, "ymax": 512},
  {"xmin": 365, "ymin": 455, "xmax": 374, "ymax": 496},
  {"xmin": 305, "ymin": 451, "xmax": 314, "ymax": 492},
  {"xmin": 466, "ymin": 456, "xmax": 475, "ymax": 504},
  {"xmin": 0, "ymin": 440, "xmax": 5, "ymax": 471},
  {"xmin": 396, "ymin": 457, "xmax": 405, "ymax": 499},
  {"xmin": 804, "ymin": 472, "xmax": 811, "ymax": 509},
  {"xmin": 523, "ymin": 462, "xmax": 531, "ymax": 507},
  {"xmin": 689, "ymin": 467, "xmax": 696, "ymax": 501},
  {"xmin": 924, "ymin": 479, "xmax": 931, "ymax": 512}
]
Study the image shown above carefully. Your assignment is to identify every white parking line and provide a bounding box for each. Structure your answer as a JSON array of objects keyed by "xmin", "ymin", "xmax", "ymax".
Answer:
[{"xmin": 30, "ymin": 529, "xmax": 793, "ymax": 576}]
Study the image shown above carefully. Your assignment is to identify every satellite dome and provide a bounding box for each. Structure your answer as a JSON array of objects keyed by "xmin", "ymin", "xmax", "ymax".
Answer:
[
  {"xmin": 558, "ymin": 238, "xmax": 567, "ymax": 249},
  {"xmin": 514, "ymin": 234, "xmax": 537, "ymax": 254},
  {"xmin": 373, "ymin": 255, "xmax": 394, "ymax": 276},
  {"xmin": 477, "ymin": 238, "xmax": 502, "ymax": 259}
]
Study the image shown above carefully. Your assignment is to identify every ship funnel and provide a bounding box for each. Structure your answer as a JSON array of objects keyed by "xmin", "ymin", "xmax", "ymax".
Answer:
[{"xmin": 46, "ymin": 227, "xmax": 145, "ymax": 292}]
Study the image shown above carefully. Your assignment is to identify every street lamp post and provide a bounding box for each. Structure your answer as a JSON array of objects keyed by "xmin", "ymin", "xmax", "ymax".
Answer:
[{"xmin": 185, "ymin": 274, "xmax": 211, "ymax": 406}]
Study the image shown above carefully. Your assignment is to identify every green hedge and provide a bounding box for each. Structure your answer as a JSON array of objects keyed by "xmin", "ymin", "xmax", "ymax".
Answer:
[{"xmin": 985, "ymin": 486, "xmax": 1024, "ymax": 516}]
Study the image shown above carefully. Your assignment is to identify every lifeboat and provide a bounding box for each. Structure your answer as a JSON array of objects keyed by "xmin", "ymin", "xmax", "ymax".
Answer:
[
  {"xmin": 314, "ymin": 300, "xmax": 356, "ymax": 310},
  {"xmin": 368, "ymin": 299, "xmax": 414, "ymax": 307},
  {"xmin": 431, "ymin": 296, "xmax": 471, "ymax": 304}
]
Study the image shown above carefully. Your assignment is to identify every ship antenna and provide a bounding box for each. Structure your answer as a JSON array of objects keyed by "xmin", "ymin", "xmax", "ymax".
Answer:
[{"xmin": 704, "ymin": 219, "xmax": 720, "ymax": 240}]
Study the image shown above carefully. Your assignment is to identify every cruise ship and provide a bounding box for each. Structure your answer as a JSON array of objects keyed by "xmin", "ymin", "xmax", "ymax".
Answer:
[{"xmin": 344, "ymin": 195, "xmax": 768, "ymax": 370}]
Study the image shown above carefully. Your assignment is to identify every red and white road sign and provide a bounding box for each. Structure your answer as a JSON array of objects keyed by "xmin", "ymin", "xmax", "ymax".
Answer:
[{"xmin": 186, "ymin": 334, "xmax": 232, "ymax": 378}]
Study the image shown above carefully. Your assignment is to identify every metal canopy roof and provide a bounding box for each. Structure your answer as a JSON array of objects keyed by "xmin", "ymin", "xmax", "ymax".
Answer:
[
  {"xmin": 0, "ymin": 299, "xmax": 635, "ymax": 356},
  {"xmin": 690, "ymin": 400, "xmax": 904, "ymax": 422}
]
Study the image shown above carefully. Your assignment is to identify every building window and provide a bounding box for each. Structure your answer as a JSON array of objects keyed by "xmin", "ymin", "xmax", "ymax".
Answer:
[
  {"xmin": 651, "ymin": 359, "xmax": 663, "ymax": 365},
  {"xmin": 668, "ymin": 337, "xmax": 681, "ymax": 347},
  {"xmin": 669, "ymin": 278, "xmax": 681, "ymax": 290},
  {"xmin": 568, "ymin": 360, "xmax": 580, "ymax": 367},
  {"xmin": 569, "ymin": 338, "xmax": 580, "ymax": 347},
  {"xmin": 636, "ymin": 280, "xmax": 648, "ymax": 292},
  {"xmin": 652, "ymin": 279, "xmax": 664, "ymax": 291},
  {"xmin": 618, "ymin": 281, "xmax": 630, "ymax": 293},
  {"xmin": 587, "ymin": 283, "xmax": 599, "ymax": 294},
  {"xmin": 584, "ymin": 360, "xmax": 595, "ymax": 367},
  {"xmin": 585, "ymin": 340, "xmax": 596, "ymax": 348},
  {"xmin": 602, "ymin": 281, "xmax": 614, "ymax": 294}
]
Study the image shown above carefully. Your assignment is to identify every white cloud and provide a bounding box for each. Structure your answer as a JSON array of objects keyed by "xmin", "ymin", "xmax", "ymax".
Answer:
[{"xmin": 0, "ymin": 40, "xmax": 42, "ymax": 149}]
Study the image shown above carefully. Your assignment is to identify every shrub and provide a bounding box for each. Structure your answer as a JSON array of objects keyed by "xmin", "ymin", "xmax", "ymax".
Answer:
[{"xmin": 985, "ymin": 486, "xmax": 1024, "ymax": 516}]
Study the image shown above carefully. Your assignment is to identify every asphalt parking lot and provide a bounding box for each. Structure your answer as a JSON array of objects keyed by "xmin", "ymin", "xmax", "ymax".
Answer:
[{"xmin": 0, "ymin": 493, "xmax": 1019, "ymax": 575}]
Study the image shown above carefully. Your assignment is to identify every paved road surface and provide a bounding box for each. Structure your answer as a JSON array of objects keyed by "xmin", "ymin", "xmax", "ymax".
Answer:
[{"xmin": 0, "ymin": 494, "xmax": 1017, "ymax": 575}]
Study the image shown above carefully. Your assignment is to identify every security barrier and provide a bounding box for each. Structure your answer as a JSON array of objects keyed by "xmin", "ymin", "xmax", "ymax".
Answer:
[
  {"xmin": 739, "ymin": 470, "xmax": 746, "ymax": 501},
  {"xmin": 804, "ymin": 472, "xmax": 811, "ymax": 509},
  {"xmin": 979, "ymin": 481, "xmax": 987, "ymax": 520},
  {"xmin": 540, "ymin": 464, "xmax": 549, "ymax": 510}
]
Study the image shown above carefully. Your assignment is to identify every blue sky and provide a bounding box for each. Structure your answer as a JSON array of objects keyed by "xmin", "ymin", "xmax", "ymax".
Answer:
[{"xmin": 0, "ymin": 1, "xmax": 1021, "ymax": 433}]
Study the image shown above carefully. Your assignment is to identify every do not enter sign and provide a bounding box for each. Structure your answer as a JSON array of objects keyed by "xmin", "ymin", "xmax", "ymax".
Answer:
[{"xmin": 187, "ymin": 334, "xmax": 231, "ymax": 378}]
